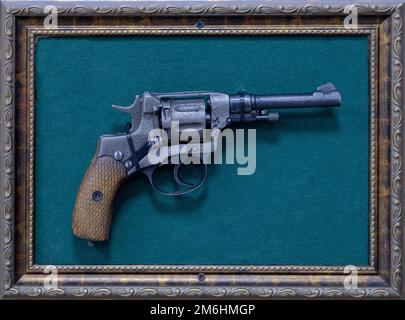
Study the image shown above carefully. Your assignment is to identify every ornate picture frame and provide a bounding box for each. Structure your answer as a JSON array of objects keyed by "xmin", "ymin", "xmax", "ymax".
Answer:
[{"xmin": 0, "ymin": 0, "xmax": 404, "ymax": 299}]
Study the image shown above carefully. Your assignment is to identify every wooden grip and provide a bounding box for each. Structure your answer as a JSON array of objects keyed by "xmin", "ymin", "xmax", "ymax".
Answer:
[{"xmin": 72, "ymin": 155, "xmax": 127, "ymax": 241}]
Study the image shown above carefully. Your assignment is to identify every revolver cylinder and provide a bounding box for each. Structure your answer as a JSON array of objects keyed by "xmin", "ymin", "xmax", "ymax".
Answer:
[{"xmin": 160, "ymin": 98, "xmax": 207, "ymax": 140}]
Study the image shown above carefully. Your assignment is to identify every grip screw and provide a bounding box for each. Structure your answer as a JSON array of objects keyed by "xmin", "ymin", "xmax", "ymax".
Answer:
[
  {"xmin": 114, "ymin": 151, "xmax": 123, "ymax": 161},
  {"xmin": 198, "ymin": 273, "xmax": 205, "ymax": 282},
  {"xmin": 92, "ymin": 191, "xmax": 103, "ymax": 202},
  {"xmin": 125, "ymin": 160, "xmax": 133, "ymax": 169}
]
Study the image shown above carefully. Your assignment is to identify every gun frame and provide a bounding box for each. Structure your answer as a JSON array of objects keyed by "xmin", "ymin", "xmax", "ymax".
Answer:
[{"xmin": 1, "ymin": 0, "xmax": 404, "ymax": 299}]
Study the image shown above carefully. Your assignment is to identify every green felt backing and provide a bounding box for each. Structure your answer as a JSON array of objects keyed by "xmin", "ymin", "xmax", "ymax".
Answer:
[{"xmin": 34, "ymin": 35, "xmax": 369, "ymax": 265}]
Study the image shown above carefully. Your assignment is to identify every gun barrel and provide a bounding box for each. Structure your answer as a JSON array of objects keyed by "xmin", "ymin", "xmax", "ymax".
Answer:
[
  {"xmin": 228, "ymin": 83, "xmax": 341, "ymax": 123},
  {"xmin": 254, "ymin": 92, "xmax": 341, "ymax": 109}
]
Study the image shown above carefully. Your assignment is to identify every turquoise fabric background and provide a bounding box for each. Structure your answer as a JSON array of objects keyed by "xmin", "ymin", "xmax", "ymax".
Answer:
[{"xmin": 35, "ymin": 36, "xmax": 369, "ymax": 265}]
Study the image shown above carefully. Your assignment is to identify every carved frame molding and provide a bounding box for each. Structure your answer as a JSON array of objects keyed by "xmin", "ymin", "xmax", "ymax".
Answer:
[{"xmin": 0, "ymin": 1, "xmax": 404, "ymax": 299}]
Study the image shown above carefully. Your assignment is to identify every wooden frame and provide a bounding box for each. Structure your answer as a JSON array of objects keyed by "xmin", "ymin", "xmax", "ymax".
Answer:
[{"xmin": 0, "ymin": 0, "xmax": 404, "ymax": 299}]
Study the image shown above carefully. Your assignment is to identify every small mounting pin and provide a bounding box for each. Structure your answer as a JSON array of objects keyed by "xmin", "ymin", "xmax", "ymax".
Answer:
[
  {"xmin": 198, "ymin": 273, "xmax": 205, "ymax": 282},
  {"xmin": 195, "ymin": 20, "xmax": 205, "ymax": 29}
]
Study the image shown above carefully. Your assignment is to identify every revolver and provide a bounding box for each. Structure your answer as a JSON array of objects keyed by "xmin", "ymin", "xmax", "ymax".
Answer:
[{"xmin": 72, "ymin": 83, "xmax": 341, "ymax": 241}]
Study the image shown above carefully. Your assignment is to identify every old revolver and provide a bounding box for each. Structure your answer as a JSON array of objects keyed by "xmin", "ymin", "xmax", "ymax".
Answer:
[{"xmin": 72, "ymin": 83, "xmax": 341, "ymax": 241}]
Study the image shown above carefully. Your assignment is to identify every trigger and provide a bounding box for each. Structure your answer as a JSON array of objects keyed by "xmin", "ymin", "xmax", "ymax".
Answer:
[{"xmin": 173, "ymin": 164, "xmax": 195, "ymax": 187}]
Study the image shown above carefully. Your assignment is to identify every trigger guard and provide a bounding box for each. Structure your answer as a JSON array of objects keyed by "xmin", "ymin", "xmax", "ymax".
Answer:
[{"xmin": 142, "ymin": 164, "xmax": 208, "ymax": 196}]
